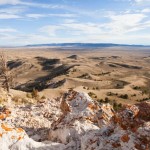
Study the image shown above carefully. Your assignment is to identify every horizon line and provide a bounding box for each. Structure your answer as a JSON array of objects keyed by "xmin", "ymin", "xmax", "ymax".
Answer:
[{"xmin": 0, "ymin": 42, "xmax": 150, "ymax": 48}]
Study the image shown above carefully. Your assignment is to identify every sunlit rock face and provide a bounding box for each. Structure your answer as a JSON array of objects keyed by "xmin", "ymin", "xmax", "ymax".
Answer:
[
  {"xmin": 0, "ymin": 91, "xmax": 150, "ymax": 150},
  {"xmin": 49, "ymin": 90, "xmax": 114, "ymax": 144},
  {"xmin": 81, "ymin": 101, "xmax": 150, "ymax": 150},
  {"xmin": 0, "ymin": 105, "xmax": 68, "ymax": 150},
  {"xmin": 0, "ymin": 108, "xmax": 27, "ymax": 150}
]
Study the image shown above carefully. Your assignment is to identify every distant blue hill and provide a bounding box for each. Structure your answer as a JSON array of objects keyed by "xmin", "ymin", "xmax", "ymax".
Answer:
[{"xmin": 26, "ymin": 43, "xmax": 150, "ymax": 48}]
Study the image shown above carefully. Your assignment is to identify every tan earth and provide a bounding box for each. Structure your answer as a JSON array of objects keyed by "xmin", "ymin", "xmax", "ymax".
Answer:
[{"xmin": 0, "ymin": 46, "xmax": 150, "ymax": 106}]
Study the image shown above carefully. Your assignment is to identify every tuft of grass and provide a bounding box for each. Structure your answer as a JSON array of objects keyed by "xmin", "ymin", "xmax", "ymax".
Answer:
[
  {"xmin": 26, "ymin": 93, "xmax": 32, "ymax": 98},
  {"xmin": 0, "ymin": 97, "xmax": 6, "ymax": 104},
  {"xmin": 32, "ymin": 88, "xmax": 39, "ymax": 98},
  {"xmin": 13, "ymin": 95, "xmax": 34, "ymax": 105},
  {"xmin": 12, "ymin": 96, "xmax": 21, "ymax": 103},
  {"xmin": 41, "ymin": 95, "xmax": 46, "ymax": 99}
]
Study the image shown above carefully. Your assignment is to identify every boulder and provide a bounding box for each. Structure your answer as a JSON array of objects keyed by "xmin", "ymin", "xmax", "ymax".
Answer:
[{"xmin": 49, "ymin": 90, "xmax": 114, "ymax": 144}]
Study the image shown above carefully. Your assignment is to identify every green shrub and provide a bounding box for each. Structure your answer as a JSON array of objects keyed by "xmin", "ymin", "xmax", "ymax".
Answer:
[
  {"xmin": 72, "ymin": 68, "xmax": 77, "ymax": 72},
  {"xmin": 133, "ymin": 86, "xmax": 140, "ymax": 90},
  {"xmin": 88, "ymin": 92, "xmax": 95, "ymax": 97},
  {"xmin": 119, "ymin": 94, "xmax": 128, "ymax": 99},
  {"xmin": 99, "ymin": 99, "xmax": 104, "ymax": 103},
  {"xmin": 88, "ymin": 92, "xmax": 97, "ymax": 99},
  {"xmin": 113, "ymin": 102, "xmax": 122, "ymax": 111},
  {"xmin": 105, "ymin": 97, "xmax": 110, "ymax": 103},
  {"xmin": 98, "ymin": 98, "xmax": 123, "ymax": 111},
  {"xmin": 96, "ymin": 87, "xmax": 99, "ymax": 90}
]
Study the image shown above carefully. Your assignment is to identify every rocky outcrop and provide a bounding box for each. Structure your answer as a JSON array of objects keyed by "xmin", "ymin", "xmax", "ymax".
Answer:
[
  {"xmin": 2, "ymin": 98, "xmax": 62, "ymax": 142},
  {"xmin": 0, "ymin": 90, "xmax": 150, "ymax": 150},
  {"xmin": 81, "ymin": 102, "xmax": 150, "ymax": 150},
  {"xmin": 49, "ymin": 90, "xmax": 114, "ymax": 145},
  {"xmin": 0, "ymin": 100, "xmax": 67, "ymax": 150},
  {"xmin": 49, "ymin": 91, "xmax": 150, "ymax": 150}
]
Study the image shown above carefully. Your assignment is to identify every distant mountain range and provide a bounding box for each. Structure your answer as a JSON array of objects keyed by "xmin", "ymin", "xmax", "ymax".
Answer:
[{"xmin": 26, "ymin": 43, "xmax": 150, "ymax": 48}]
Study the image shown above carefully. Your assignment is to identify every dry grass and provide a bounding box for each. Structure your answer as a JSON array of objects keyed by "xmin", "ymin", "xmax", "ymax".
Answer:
[{"xmin": 0, "ymin": 47, "xmax": 149, "ymax": 105}]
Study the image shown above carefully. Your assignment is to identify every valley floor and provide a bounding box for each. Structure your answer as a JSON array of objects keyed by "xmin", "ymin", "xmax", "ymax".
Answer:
[{"xmin": 1, "ymin": 46, "xmax": 150, "ymax": 106}]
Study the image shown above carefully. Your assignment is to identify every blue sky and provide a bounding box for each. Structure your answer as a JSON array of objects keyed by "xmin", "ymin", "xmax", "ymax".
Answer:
[{"xmin": 0, "ymin": 0, "xmax": 150, "ymax": 46}]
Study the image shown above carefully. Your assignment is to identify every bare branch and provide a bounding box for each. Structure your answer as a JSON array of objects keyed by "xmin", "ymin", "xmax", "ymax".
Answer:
[{"xmin": 0, "ymin": 52, "xmax": 12, "ymax": 93}]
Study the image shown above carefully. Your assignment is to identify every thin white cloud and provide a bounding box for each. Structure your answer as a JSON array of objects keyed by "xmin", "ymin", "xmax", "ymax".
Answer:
[
  {"xmin": 0, "ymin": 28, "xmax": 17, "ymax": 32},
  {"xmin": 63, "ymin": 23, "xmax": 102, "ymax": 35},
  {"xmin": 134, "ymin": 0, "xmax": 150, "ymax": 6},
  {"xmin": 135, "ymin": 0, "xmax": 150, "ymax": 3},
  {"xmin": 63, "ymin": 19, "xmax": 76, "ymax": 23},
  {"xmin": 0, "ymin": 0, "xmax": 20, "ymax": 5},
  {"xmin": 0, "ymin": 14, "xmax": 20, "ymax": 19},
  {"xmin": 106, "ymin": 13, "xmax": 146, "ymax": 34},
  {"xmin": 38, "ymin": 12, "xmax": 149, "ymax": 40},
  {"xmin": 0, "ymin": 6, "xmax": 25, "ymax": 19},
  {"xmin": 0, "ymin": 6, "xmax": 26, "ymax": 14},
  {"xmin": 26, "ymin": 14, "xmax": 46, "ymax": 19},
  {"xmin": 40, "ymin": 25, "xmax": 63, "ymax": 36},
  {"xmin": 21, "ymin": 1, "xmax": 64, "ymax": 9},
  {"xmin": 26, "ymin": 13, "xmax": 77, "ymax": 19},
  {"xmin": 48, "ymin": 14, "xmax": 77, "ymax": 18},
  {"xmin": 0, "ymin": 0, "xmax": 66, "ymax": 11},
  {"xmin": 142, "ymin": 8, "xmax": 150, "ymax": 13},
  {"xmin": 39, "ymin": 23, "xmax": 103, "ymax": 37}
]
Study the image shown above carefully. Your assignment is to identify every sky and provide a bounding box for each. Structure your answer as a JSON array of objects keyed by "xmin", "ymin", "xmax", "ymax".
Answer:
[{"xmin": 0, "ymin": 0, "xmax": 150, "ymax": 46}]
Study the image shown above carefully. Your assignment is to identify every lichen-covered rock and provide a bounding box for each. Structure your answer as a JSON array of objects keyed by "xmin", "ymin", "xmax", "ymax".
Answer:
[
  {"xmin": 81, "ymin": 101, "xmax": 150, "ymax": 150},
  {"xmin": 2, "ymin": 98, "xmax": 62, "ymax": 142},
  {"xmin": 0, "ymin": 106, "xmax": 11, "ymax": 120},
  {"xmin": 0, "ymin": 123, "xmax": 26, "ymax": 150},
  {"xmin": 136, "ymin": 101, "xmax": 150, "ymax": 121},
  {"xmin": 0, "ymin": 91, "xmax": 150, "ymax": 150},
  {"xmin": 113, "ymin": 105, "xmax": 140, "ymax": 130},
  {"xmin": 0, "ymin": 105, "xmax": 69, "ymax": 150},
  {"xmin": 49, "ymin": 92, "xmax": 150, "ymax": 150},
  {"xmin": 49, "ymin": 90, "xmax": 114, "ymax": 145}
]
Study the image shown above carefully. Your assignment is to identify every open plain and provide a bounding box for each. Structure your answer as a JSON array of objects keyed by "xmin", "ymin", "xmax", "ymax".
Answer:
[{"xmin": 1, "ymin": 46, "xmax": 150, "ymax": 105}]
